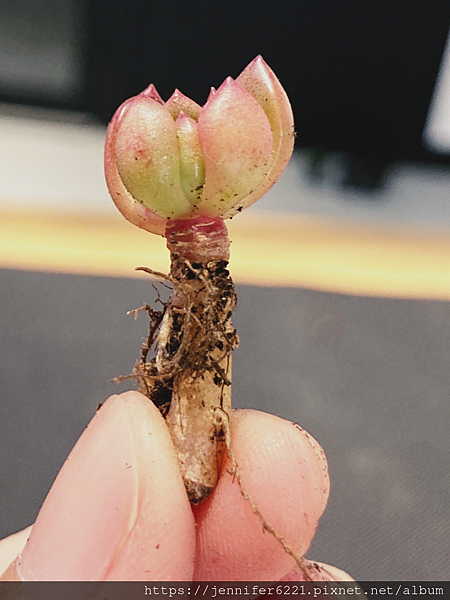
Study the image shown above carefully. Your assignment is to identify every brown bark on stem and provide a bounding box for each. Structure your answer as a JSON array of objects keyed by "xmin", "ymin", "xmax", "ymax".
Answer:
[{"xmin": 133, "ymin": 216, "xmax": 238, "ymax": 503}]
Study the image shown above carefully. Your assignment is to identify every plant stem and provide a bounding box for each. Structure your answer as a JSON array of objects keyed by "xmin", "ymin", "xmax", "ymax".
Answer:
[{"xmin": 135, "ymin": 216, "xmax": 239, "ymax": 503}]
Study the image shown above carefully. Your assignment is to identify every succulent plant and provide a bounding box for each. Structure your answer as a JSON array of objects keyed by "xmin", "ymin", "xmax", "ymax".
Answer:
[{"xmin": 105, "ymin": 56, "xmax": 294, "ymax": 237}]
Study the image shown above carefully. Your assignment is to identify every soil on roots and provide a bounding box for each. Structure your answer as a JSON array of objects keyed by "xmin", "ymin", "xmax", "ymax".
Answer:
[{"xmin": 131, "ymin": 256, "xmax": 239, "ymax": 418}]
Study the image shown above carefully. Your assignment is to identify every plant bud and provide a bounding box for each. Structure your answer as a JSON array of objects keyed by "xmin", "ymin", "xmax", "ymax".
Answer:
[{"xmin": 104, "ymin": 57, "xmax": 294, "ymax": 236}]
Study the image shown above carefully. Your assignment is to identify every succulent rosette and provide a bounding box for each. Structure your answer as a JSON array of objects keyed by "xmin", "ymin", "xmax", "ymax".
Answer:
[{"xmin": 104, "ymin": 56, "xmax": 294, "ymax": 236}]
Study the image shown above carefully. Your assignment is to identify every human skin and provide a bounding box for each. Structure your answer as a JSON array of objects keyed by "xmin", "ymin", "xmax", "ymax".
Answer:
[{"xmin": 0, "ymin": 391, "xmax": 352, "ymax": 581}]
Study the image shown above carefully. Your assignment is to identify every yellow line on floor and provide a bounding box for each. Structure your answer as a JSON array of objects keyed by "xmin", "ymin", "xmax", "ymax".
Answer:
[{"xmin": 1, "ymin": 207, "xmax": 450, "ymax": 300}]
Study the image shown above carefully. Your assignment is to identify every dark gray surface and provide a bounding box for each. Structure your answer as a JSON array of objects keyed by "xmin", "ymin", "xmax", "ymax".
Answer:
[
  {"xmin": 0, "ymin": 268, "xmax": 449, "ymax": 580},
  {"xmin": 0, "ymin": 0, "xmax": 81, "ymax": 100}
]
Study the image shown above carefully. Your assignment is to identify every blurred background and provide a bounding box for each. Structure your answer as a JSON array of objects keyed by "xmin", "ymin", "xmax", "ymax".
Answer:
[{"xmin": 1, "ymin": 0, "xmax": 450, "ymax": 581}]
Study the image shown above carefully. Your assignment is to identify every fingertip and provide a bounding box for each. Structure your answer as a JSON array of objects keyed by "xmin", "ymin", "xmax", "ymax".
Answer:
[
  {"xmin": 193, "ymin": 409, "xmax": 330, "ymax": 581},
  {"xmin": 18, "ymin": 391, "xmax": 195, "ymax": 581},
  {"xmin": 106, "ymin": 392, "xmax": 195, "ymax": 581}
]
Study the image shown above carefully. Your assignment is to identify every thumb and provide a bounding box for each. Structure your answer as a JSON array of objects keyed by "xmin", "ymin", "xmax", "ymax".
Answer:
[
  {"xmin": 193, "ymin": 409, "xmax": 330, "ymax": 581},
  {"xmin": 2, "ymin": 391, "xmax": 195, "ymax": 581}
]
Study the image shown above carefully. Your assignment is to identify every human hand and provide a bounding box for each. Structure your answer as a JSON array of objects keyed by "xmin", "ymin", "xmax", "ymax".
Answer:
[{"xmin": 0, "ymin": 391, "xmax": 352, "ymax": 581}]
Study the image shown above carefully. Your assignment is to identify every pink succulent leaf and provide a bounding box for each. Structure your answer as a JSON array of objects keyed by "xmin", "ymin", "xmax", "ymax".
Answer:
[
  {"xmin": 224, "ymin": 55, "xmax": 295, "ymax": 217},
  {"xmin": 197, "ymin": 77, "xmax": 273, "ymax": 217},
  {"xmin": 104, "ymin": 96, "xmax": 167, "ymax": 236},
  {"xmin": 165, "ymin": 89, "xmax": 202, "ymax": 121},
  {"xmin": 114, "ymin": 94, "xmax": 192, "ymax": 220},
  {"xmin": 140, "ymin": 83, "xmax": 164, "ymax": 104},
  {"xmin": 176, "ymin": 112, "xmax": 205, "ymax": 205}
]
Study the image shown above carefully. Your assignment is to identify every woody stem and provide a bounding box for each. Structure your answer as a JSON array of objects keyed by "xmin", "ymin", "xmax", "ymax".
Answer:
[{"xmin": 157, "ymin": 216, "xmax": 238, "ymax": 503}]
